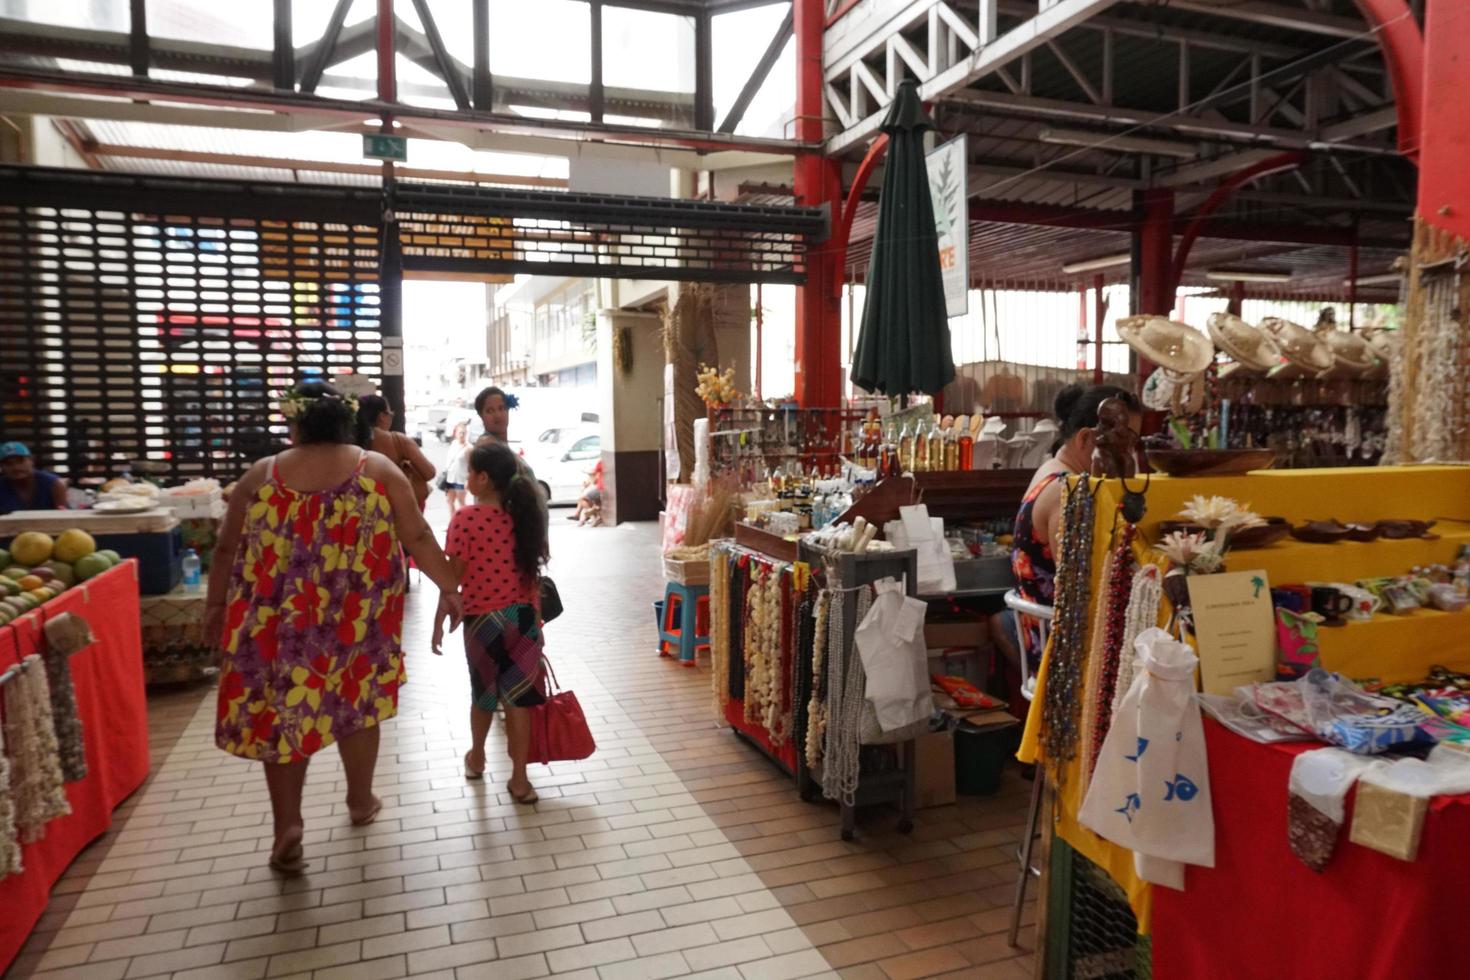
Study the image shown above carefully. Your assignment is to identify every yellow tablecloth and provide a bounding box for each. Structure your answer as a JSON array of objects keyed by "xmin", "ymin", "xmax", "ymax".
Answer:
[{"xmin": 1018, "ymin": 465, "xmax": 1470, "ymax": 930}]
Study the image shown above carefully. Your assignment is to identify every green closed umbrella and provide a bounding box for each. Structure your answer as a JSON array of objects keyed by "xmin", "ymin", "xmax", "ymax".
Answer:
[{"xmin": 850, "ymin": 79, "xmax": 956, "ymax": 398}]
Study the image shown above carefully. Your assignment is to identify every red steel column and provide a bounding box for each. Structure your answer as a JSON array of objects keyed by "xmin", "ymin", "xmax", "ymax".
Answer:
[
  {"xmin": 1136, "ymin": 189, "xmax": 1175, "ymax": 317},
  {"xmin": 1418, "ymin": 0, "xmax": 1470, "ymax": 239},
  {"xmin": 793, "ymin": 0, "xmax": 843, "ymax": 407}
]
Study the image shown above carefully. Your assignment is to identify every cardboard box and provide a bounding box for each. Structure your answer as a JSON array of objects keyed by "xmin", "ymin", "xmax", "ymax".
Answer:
[
  {"xmin": 663, "ymin": 556, "xmax": 710, "ymax": 585},
  {"xmin": 913, "ymin": 730, "xmax": 956, "ymax": 809},
  {"xmin": 924, "ymin": 618, "xmax": 987, "ymax": 650}
]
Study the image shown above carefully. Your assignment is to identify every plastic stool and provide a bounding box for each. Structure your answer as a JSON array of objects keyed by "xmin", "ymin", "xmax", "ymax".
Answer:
[{"xmin": 657, "ymin": 581, "xmax": 710, "ymax": 665}]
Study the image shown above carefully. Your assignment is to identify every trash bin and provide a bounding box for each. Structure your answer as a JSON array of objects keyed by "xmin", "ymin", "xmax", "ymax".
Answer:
[{"xmin": 953, "ymin": 719, "xmax": 1020, "ymax": 796}]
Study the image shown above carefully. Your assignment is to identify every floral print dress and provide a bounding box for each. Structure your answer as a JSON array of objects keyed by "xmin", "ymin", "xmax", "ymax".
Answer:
[{"xmin": 216, "ymin": 452, "xmax": 407, "ymax": 764}]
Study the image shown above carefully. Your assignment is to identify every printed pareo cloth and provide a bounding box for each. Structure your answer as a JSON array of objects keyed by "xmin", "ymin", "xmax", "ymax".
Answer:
[
  {"xmin": 463, "ymin": 604, "xmax": 546, "ymax": 712},
  {"xmin": 216, "ymin": 454, "xmax": 407, "ymax": 764}
]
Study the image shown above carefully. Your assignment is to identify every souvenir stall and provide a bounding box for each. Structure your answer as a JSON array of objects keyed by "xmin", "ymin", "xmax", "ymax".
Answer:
[
  {"xmin": 1139, "ymin": 313, "xmax": 1392, "ymax": 468},
  {"xmin": 1017, "ymin": 317, "xmax": 1470, "ymax": 977},
  {"xmin": 0, "ymin": 560, "xmax": 150, "ymax": 971},
  {"xmin": 709, "ymin": 528, "xmax": 925, "ymax": 839}
]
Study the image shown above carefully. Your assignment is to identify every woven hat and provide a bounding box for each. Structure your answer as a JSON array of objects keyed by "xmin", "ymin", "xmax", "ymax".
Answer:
[
  {"xmin": 1207, "ymin": 312, "xmax": 1281, "ymax": 373},
  {"xmin": 1260, "ymin": 317, "xmax": 1333, "ymax": 374},
  {"xmin": 1321, "ymin": 330, "xmax": 1379, "ymax": 377},
  {"xmin": 1116, "ymin": 316, "xmax": 1215, "ymax": 375}
]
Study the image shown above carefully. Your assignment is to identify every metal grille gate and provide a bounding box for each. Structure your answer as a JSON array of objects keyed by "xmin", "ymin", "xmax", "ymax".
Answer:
[
  {"xmin": 0, "ymin": 165, "xmax": 824, "ymax": 483},
  {"xmin": 0, "ymin": 166, "xmax": 384, "ymax": 482}
]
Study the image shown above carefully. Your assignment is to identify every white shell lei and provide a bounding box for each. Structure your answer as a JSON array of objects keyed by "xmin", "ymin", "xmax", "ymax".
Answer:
[
  {"xmin": 1112, "ymin": 566, "xmax": 1164, "ymax": 716},
  {"xmin": 743, "ymin": 565, "xmax": 786, "ymax": 743},
  {"xmin": 804, "ymin": 591, "xmax": 830, "ymax": 769},
  {"xmin": 821, "ymin": 583, "xmax": 871, "ymax": 807},
  {"xmin": 0, "ymin": 714, "xmax": 20, "ymax": 877},
  {"xmin": 4, "ymin": 656, "xmax": 71, "ymax": 843}
]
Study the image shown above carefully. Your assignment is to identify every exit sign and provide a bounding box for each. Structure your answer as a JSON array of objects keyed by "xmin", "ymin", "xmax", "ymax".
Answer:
[{"xmin": 363, "ymin": 133, "xmax": 407, "ymax": 162}]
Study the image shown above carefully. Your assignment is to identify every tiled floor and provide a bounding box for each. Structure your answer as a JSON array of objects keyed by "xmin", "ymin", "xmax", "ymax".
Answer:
[{"xmin": 12, "ymin": 521, "xmax": 1036, "ymax": 980}]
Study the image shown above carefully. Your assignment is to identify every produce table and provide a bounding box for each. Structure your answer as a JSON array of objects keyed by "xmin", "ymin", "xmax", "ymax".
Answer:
[
  {"xmin": 0, "ymin": 562, "xmax": 150, "ymax": 972},
  {"xmin": 1152, "ymin": 718, "xmax": 1470, "ymax": 980}
]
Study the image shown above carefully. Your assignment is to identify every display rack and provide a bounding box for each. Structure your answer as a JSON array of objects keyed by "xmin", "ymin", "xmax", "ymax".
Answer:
[
  {"xmin": 707, "ymin": 405, "xmax": 867, "ymax": 478},
  {"xmin": 710, "ymin": 536, "xmax": 922, "ymax": 839}
]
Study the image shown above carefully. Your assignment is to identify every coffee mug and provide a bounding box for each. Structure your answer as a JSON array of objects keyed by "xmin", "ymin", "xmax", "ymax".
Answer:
[
  {"xmin": 1272, "ymin": 585, "xmax": 1311, "ymax": 613},
  {"xmin": 1334, "ymin": 583, "xmax": 1381, "ymax": 621},
  {"xmin": 1310, "ymin": 585, "xmax": 1353, "ymax": 624}
]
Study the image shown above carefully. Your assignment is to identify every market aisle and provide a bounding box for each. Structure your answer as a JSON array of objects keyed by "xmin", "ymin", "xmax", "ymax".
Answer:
[{"xmin": 12, "ymin": 523, "xmax": 1035, "ymax": 980}]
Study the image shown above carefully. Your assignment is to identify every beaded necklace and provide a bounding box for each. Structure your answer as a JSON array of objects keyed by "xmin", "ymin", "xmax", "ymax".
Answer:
[
  {"xmin": 1039, "ymin": 476, "xmax": 1097, "ymax": 769},
  {"xmin": 1112, "ymin": 565, "xmax": 1164, "ymax": 716},
  {"xmin": 1086, "ymin": 523, "xmax": 1138, "ymax": 777},
  {"xmin": 45, "ymin": 648, "xmax": 86, "ymax": 783},
  {"xmin": 805, "ymin": 591, "xmax": 831, "ymax": 769}
]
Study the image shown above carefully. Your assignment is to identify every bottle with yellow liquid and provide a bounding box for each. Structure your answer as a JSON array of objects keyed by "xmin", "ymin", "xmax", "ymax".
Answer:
[
  {"xmin": 898, "ymin": 421, "xmax": 915, "ymax": 473},
  {"xmin": 928, "ymin": 418, "xmax": 945, "ymax": 472},
  {"xmin": 914, "ymin": 419, "xmax": 931, "ymax": 472}
]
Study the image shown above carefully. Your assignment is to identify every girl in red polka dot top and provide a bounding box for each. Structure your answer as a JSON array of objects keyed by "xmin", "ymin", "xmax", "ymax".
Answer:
[{"xmin": 433, "ymin": 441, "xmax": 549, "ymax": 804}]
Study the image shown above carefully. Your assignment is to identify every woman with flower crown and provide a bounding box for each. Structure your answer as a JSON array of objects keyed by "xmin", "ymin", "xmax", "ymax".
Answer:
[{"xmin": 204, "ymin": 380, "xmax": 464, "ymax": 875}]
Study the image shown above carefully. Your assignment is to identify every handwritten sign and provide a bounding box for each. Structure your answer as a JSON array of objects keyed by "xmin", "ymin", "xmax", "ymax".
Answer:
[{"xmin": 1187, "ymin": 570, "xmax": 1277, "ymax": 695}]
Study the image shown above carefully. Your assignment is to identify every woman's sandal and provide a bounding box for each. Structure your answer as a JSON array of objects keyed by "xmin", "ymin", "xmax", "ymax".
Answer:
[
  {"xmin": 348, "ymin": 795, "xmax": 382, "ymax": 827},
  {"xmin": 464, "ymin": 752, "xmax": 485, "ymax": 781},
  {"xmin": 268, "ymin": 830, "xmax": 307, "ymax": 876},
  {"xmin": 508, "ymin": 783, "xmax": 539, "ymax": 806}
]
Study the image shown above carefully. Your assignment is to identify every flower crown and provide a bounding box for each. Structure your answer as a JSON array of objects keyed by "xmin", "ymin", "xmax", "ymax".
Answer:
[{"xmin": 280, "ymin": 389, "xmax": 359, "ymax": 421}]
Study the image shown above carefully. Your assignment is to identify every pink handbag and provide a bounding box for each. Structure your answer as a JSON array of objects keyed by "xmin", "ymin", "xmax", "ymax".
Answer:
[{"xmin": 528, "ymin": 660, "xmax": 596, "ymax": 765}]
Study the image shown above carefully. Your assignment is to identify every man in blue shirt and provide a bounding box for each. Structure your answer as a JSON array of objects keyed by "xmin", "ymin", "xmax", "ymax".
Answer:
[{"xmin": 0, "ymin": 442, "xmax": 68, "ymax": 515}]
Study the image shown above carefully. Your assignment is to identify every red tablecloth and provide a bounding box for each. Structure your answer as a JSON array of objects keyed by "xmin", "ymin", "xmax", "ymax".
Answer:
[
  {"xmin": 0, "ymin": 562, "xmax": 150, "ymax": 972},
  {"xmin": 1152, "ymin": 717, "xmax": 1470, "ymax": 980}
]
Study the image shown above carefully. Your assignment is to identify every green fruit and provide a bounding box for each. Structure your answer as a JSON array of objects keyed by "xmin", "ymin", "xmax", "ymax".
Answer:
[
  {"xmin": 15, "ymin": 594, "xmax": 36, "ymax": 611},
  {"xmin": 3, "ymin": 567, "xmax": 27, "ymax": 581},
  {"xmin": 98, "ymin": 550, "xmax": 122, "ymax": 566},
  {"xmin": 44, "ymin": 561, "xmax": 76, "ymax": 588},
  {"xmin": 0, "ymin": 549, "xmax": 9, "ymax": 568},
  {"xmin": 74, "ymin": 554, "xmax": 111, "ymax": 581},
  {"xmin": 0, "ymin": 579, "xmax": 16, "ymax": 597}
]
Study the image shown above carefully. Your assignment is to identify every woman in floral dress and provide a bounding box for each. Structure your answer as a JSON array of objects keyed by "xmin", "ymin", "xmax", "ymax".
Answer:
[{"xmin": 205, "ymin": 381, "xmax": 463, "ymax": 874}]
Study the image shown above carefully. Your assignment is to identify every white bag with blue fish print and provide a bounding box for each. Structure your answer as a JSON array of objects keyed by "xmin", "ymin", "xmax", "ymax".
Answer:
[{"xmin": 1079, "ymin": 627, "xmax": 1215, "ymax": 890}]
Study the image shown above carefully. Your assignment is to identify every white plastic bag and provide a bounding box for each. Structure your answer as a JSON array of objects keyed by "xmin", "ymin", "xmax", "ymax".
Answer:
[
  {"xmin": 1079, "ymin": 628, "xmax": 1215, "ymax": 889},
  {"xmin": 854, "ymin": 578, "xmax": 933, "ymax": 734}
]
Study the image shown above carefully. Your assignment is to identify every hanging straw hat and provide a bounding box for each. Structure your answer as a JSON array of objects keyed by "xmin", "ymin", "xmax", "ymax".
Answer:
[
  {"xmin": 1206, "ymin": 312, "xmax": 1281, "ymax": 373},
  {"xmin": 1116, "ymin": 315, "xmax": 1215, "ymax": 376},
  {"xmin": 1320, "ymin": 330, "xmax": 1379, "ymax": 378},
  {"xmin": 1259, "ymin": 317, "xmax": 1333, "ymax": 376}
]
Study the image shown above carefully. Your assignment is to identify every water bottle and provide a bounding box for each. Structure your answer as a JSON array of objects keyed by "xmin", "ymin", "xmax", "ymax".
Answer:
[{"xmin": 182, "ymin": 548, "xmax": 201, "ymax": 591}]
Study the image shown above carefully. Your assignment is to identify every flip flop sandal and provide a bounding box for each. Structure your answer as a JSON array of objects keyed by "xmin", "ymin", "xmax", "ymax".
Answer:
[
  {"xmin": 464, "ymin": 752, "xmax": 485, "ymax": 781},
  {"xmin": 508, "ymin": 786, "xmax": 539, "ymax": 806},
  {"xmin": 268, "ymin": 839, "xmax": 307, "ymax": 876},
  {"xmin": 349, "ymin": 798, "xmax": 383, "ymax": 827}
]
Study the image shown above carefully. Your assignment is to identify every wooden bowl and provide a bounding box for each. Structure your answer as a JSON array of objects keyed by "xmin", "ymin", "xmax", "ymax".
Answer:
[
  {"xmin": 1145, "ymin": 448, "xmax": 1279, "ymax": 478},
  {"xmin": 1157, "ymin": 517, "xmax": 1291, "ymax": 549},
  {"xmin": 1291, "ymin": 520, "xmax": 1354, "ymax": 544}
]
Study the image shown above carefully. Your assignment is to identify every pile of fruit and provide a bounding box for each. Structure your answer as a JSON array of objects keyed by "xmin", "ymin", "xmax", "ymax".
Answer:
[{"xmin": 0, "ymin": 530, "xmax": 121, "ymax": 625}]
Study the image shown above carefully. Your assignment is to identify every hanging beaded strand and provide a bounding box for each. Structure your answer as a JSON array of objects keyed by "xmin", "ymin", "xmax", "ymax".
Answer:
[
  {"xmin": 1086, "ymin": 522, "xmax": 1139, "ymax": 777},
  {"xmin": 1039, "ymin": 476, "xmax": 1097, "ymax": 770},
  {"xmin": 710, "ymin": 546, "xmax": 731, "ymax": 716},
  {"xmin": 1112, "ymin": 565, "xmax": 1164, "ymax": 716}
]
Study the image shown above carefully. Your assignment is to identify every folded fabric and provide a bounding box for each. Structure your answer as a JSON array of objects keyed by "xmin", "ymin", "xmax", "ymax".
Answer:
[
  {"xmin": 1286, "ymin": 748, "xmax": 1382, "ymax": 872},
  {"xmin": 1251, "ymin": 669, "xmax": 1447, "ymax": 754}
]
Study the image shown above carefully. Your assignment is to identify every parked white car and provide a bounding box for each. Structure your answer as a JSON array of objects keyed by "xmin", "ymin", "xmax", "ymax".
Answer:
[{"xmin": 522, "ymin": 425, "xmax": 601, "ymax": 506}]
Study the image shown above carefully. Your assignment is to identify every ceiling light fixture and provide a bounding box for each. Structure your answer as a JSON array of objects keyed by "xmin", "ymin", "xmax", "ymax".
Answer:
[
  {"xmin": 1205, "ymin": 269, "xmax": 1293, "ymax": 283},
  {"xmin": 1038, "ymin": 127, "xmax": 1198, "ymax": 159},
  {"xmin": 1062, "ymin": 252, "xmax": 1132, "ymax": 274},
  {"xmin": 1344, "ymin": 272, "xmax": 1402, "ymax": 287}
]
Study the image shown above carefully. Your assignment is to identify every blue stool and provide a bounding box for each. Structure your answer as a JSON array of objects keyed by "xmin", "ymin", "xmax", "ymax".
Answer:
[{"xmin": 657, "ymin": 581, "xmax": 710, "ymax": 665}]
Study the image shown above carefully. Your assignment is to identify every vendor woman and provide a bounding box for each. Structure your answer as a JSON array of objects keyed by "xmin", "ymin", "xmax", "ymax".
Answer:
[
  {"xmin": 995, "ymin": 384, "xmax": 1140, "ymax": 675},
  {"xmin": 0, "ymin": 442, "xmax": 68, "ymax": 515}
]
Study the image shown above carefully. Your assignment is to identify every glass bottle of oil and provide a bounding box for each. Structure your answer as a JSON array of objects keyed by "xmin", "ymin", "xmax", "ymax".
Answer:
[
  {"xmin": 898, "ymin": 421, "xmax": 915, "ymax": 473},
  {"xmin": 927, "ymin": 418, "xmax": 945, "ymax": 472},
  {"xmin": 944, "ymin": 424, "xmax": 960, "ymax": 471},
  {"xmin": 913, "ymin": 419, "xmax": 930, "ymax": 472}
]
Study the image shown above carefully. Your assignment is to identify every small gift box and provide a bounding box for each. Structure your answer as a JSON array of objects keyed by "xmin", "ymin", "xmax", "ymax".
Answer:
[{"xmin": 1349, "ymin": 779, "xmax": 1427, "ymax": 862}]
